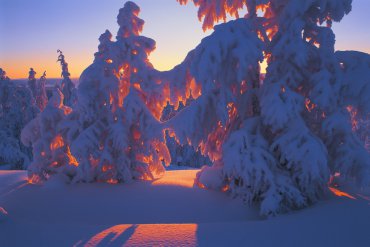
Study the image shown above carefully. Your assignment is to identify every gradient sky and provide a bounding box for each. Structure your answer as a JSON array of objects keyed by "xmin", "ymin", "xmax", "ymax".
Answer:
[{"xmin": 1, "ymin": 0, "xmax": 369, "ymax": 79}]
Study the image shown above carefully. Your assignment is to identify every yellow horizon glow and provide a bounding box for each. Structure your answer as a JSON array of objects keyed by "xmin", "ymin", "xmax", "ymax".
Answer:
[
  {"xmin": 2, "ymin": 58, "xmax": 268, "ymax": 80},
  {"xmin": 2, "ymin": 53, "xmax": 190, "ymax": 79},
  {"xmin": 1, "ymin": 52, "xmax": 93, "ymax": 79},
  {"xmin": 3, "ymin": 46, "xmax": 366, "ymax": 79}
]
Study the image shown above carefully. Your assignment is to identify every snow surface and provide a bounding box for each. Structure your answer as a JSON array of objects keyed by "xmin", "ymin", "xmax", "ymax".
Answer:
[{"xmin": 1, "ymin": 170, "xmax": 370, "ymax": 247}]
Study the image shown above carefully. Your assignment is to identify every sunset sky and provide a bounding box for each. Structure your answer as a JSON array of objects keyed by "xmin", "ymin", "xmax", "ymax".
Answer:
[{"xmin": 1, "ymin": 0, "xmax": 369, "ymax": 79}]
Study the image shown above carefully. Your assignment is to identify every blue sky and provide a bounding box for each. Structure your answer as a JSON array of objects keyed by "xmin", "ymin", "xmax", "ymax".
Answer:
[{"xmin": 0, "ymin": 0, "xmax": 369, "ymax": 78}]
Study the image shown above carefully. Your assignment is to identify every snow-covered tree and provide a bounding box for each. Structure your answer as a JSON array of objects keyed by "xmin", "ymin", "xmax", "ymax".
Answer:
[
  {"xmin": 34, "ymin": 71, "xmax": 48, "ymax": 111},
  {"xmin": 0, "ymin": 68, "xmax": 39, "ymax": 169},
  {"xmin": 57, "ymin": 50, "xmax": 77, "ymax": 107},
  {"xmin": 24, "ymin": 2, "xmax": 170, "ymax": 183},
  {"xmin": 27, "ymin": 68, "xmax": 48, "ymax": 111},
  {"xmin": 28, "ymin": 68, "xmax": 37, "ymax": 98},
  {"xmin": 22, "ymin": 88, "xmax": 78, "ymax": 182},
  {"xmin": 177, "ymin": 0, "xmax": 369, "ymax": 215}
]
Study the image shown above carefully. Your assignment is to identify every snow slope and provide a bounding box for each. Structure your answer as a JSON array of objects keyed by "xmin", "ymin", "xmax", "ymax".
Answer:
[{"xmin": 0, "ymin": 170, "xmax": 369, "ymax": 247}]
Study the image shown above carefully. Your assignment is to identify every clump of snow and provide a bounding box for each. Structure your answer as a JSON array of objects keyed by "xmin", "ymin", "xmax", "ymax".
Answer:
[{"xmin": 195, "ymin": 165, "xmax": 224, "ymax": 190}]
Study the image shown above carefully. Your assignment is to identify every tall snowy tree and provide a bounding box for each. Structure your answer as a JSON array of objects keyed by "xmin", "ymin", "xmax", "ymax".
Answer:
[
  {"xmin": 177, "ymin": 0, "xmax": 370, "ymax": 215},
  {"xmin": 23, "ymin": 2, "xmax": 170, "ymax": 183}
]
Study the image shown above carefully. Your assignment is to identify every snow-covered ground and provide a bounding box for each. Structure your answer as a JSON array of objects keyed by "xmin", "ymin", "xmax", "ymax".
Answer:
[{"xmin": 0, "ymin": 170, "xmax": 369, "ymax": 247}]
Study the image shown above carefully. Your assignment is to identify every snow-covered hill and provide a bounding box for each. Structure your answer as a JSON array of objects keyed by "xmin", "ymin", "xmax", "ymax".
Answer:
[{"xmin": 0, "ymin": 170, "xmax": 369, "ymax": 247}]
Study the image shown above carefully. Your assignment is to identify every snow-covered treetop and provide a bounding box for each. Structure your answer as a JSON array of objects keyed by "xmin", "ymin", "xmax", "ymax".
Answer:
[
  {"xmin": 178, "ymin": 0, "xmax": 352, "ymax": 30},
  {"xmin": 41, "ymin": 71, "xmax": 46, "ymax": 80},
  {"xmin": 57, "ymin": 50, "xmax": 76, "ymax": 107},
  {"xmin": 28, "ymin": 68, "xmax": 36, "ymax": 80},
  {"xmin": 57, "ymin": 49, "xmax": 71, "ymax": 79},
  {"xmin": 0, "ymin": 68, "xmax": 9, "ymax": 80},
  {"xmin": 117, "ymin": 1, "xmax": 144, "ymax": 39}
]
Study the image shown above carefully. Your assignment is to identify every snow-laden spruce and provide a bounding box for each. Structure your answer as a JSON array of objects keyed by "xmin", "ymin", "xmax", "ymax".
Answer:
[
  {"xmin": 22, "ymin": 0, "xmax": 369, "ymax": 216},
  {"xmin": 27, "ymin": 68, "xmax": 38, "ymax": 99},
  {"xmin": 23, "ymin": 2, "xmax": 171, "ymax": 183},
  {"xmin": 27, "ymin": 68, "xmax": 48, "ymax": 111},
  {"xmin": 21, "ymin": 89, "xmax": 78, "ymax": 182},
  {"xmin": 35, "ymin": 71, "xmax": 48, "ymax": 111},
  {"xmin": 177, "ymin": 0, "xmax": 370, "ymax": 215},
  {"xmin": 0, "ymin": 68, "xmax": 39, "ymax": 169}
]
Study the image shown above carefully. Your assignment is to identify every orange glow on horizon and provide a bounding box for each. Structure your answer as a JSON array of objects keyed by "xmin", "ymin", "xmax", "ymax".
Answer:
[
  {"xmin": 1, "ymin": 54, "xmax": 90, "ymax": 79},
  {"xmin": 2, "ymin": 42, "xmax": 269, "ymax": 79},
  {"xmin": 2, "ymin": 55, "xmax": 204, "ymax": 80}
]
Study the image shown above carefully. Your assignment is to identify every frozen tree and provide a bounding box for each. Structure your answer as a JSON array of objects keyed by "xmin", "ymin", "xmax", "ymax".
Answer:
[
  {"xmin": 177, "ymin": 0, "xmax": 369, "ymax": 215},
  {"xmin": 34, "ymin": 71, "xmax": 48, "ymax": 111},
  {"xmin": 57, "ymin": 50, "xmax": 77, "ymax": 107},
  {"xmin": 28, "ymin": 68, "xmax": 37, "ymax": 98},
  {"xmin": 65, "ymin": 1, "xmax": 170, "ymax": 182},
  {"xmin": 0, "ymin": 68, "xmax": 39, "ymax": 169},
  {"xmin": 22, "ymin": 88, "xmax": 78, "ymax": 182},
  {"xmin": 28, "ymin": 68, "xmax": 48, "ymax": 111},
  {"xmin": 24, "ymin": 2, "xmax": 170, "ymax": 183}
]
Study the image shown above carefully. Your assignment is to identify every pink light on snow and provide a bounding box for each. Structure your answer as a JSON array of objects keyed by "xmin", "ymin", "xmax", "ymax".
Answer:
[
  {"xmin": 83, "ymin": 224, "xmax": 197, "ymax": 246},
  {"xmin": 152, "ymin": 170, "xmax": 198, "ymax": 188},
  {"xmin": 329, "ymin": 187, "xmax": 356, "ymax": 200}
]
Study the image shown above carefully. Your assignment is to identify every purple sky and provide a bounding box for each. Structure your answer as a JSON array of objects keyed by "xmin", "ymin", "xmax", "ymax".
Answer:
[{"xmin": 0, "ymin": 0, "xmax": 369, "ymax": 78}]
